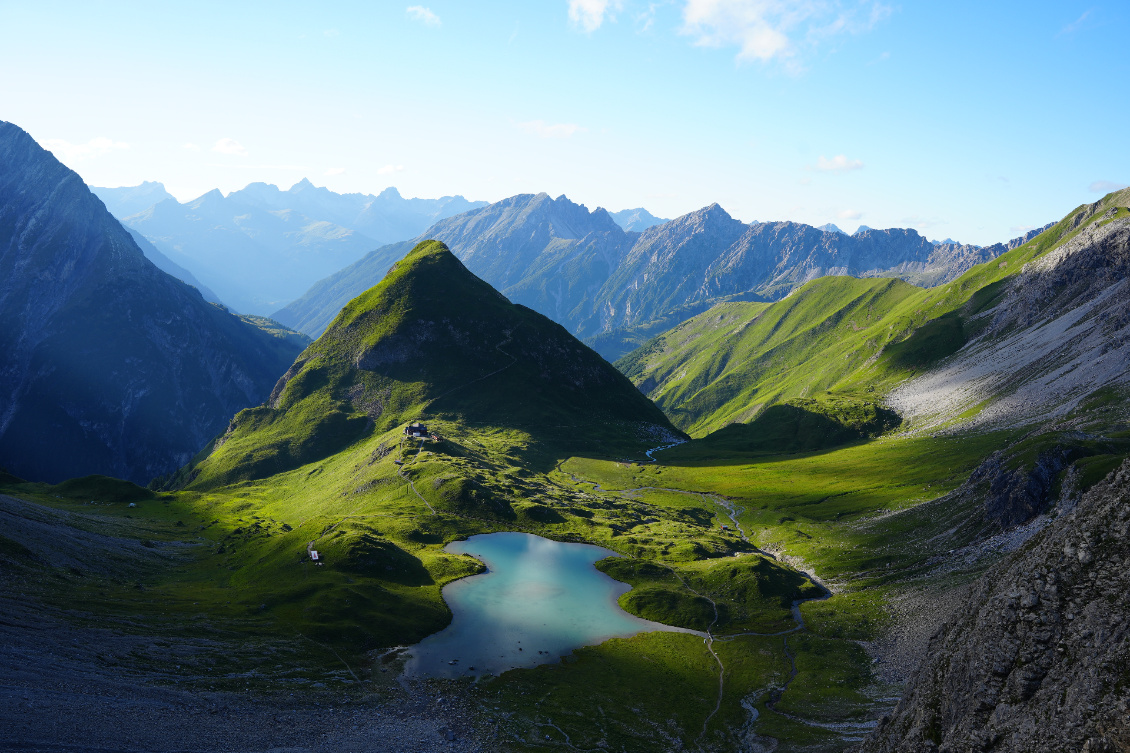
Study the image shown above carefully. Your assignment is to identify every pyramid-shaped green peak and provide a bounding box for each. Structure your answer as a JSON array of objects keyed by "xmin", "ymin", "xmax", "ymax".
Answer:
[{"xmin": 187, "ymin": 240, "xmax": 679, "ymax": 487}]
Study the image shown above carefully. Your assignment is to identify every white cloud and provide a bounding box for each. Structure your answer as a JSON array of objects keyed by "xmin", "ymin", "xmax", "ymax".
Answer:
[
  {"xmin": 406, "ymin": 5, "xmax": 441, "ymax": 26},
  {"xmin": 568, "ymin": 0, "xmax": 623, "ymax": 32},
  {"xmin": 1059, "ymin": 9, "xmax": 1091, "ymax": 36},
  {"xmin": 814, "ymin": 154, "xmax": 864, "ymax": 172},
  {"xmin": 377, "ymin": 164, "xmax": 405, "ymax": 175},
  {"xmin": 41, "ymin": 136, "xmax": 129, "ymax": 161},
  {"xmin": 182, "ymin": 142, "xmax": 202, "ymax": 151},
  {"xmin": 212, "ymin": 138, "xmax": 248, "ymax": 156},
  {"xmin": 1089, "ymin": 179, "xmax": 1127, "ymax": 194},
  {"xmin": 517, "ymin": 120, "xmax": 585, "ymax": 138},
  {"xmin": 325, "ymin": 167, "xmax": 347, "ymax": 176},
  {"xmin": 680, "ymin": 0, "xmax": 890, "ymax": 64},
  {"xmin": 1009, "ymin": 225, "xmax": 1038, "ymax": 234},
  {"xmin": 838, "ymin": 209, "xmax": 862, "ymax": 219}
]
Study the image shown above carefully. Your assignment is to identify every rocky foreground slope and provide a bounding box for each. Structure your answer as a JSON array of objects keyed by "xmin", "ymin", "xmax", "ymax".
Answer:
[
  {"xmin": 0, "ymin": 121, "xmax": 303, "ymax": 484},
  {"xmin": 857, "ymin": 458, "xmax": 1130, "ymax": 753}
]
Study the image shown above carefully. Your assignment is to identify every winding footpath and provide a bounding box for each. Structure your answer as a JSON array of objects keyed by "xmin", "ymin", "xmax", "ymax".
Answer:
[{"xmin": 561, "ymin": 442, "xmax": 836, "ymax": 745}]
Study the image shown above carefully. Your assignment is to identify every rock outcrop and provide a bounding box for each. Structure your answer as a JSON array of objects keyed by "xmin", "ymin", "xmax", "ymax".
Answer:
[{"xmin": 857, "ymin": 459, "xmax": 1130, "ymax": 753}]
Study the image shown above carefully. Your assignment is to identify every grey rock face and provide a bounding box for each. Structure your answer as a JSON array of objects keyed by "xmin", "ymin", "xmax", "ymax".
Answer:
[
  {"xmin": 276, "ymin": 195, "xmax": 1038, "ymax": 359},
  {"xmin": 0, "ymin": 121, "xmax": 302, "ymax": 484},
  {"xmin": 856, "ymin": 459, "xmax": 1130, "ymax": 753}
]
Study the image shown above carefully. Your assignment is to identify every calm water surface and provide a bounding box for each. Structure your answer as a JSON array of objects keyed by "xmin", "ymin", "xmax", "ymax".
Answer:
[{"xmin": 404, "ymin": 532, "xmax": 692, "ymax": 677}]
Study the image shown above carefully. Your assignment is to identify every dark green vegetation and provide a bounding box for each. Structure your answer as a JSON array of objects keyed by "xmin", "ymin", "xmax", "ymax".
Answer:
[
  {"xmin": 682, "ymin": 396, "xmax": 902, "ymax": 458},
  {"xmin": 0, "ymin": 121, "xmax": 306, "ymax": 485}
]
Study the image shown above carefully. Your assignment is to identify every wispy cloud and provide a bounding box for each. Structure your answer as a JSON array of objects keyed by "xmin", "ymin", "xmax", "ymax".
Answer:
[
  {"xmin": 813, "ymin": 154, "xmax": 864, "ymax": 172},
  {"xmin": 838, "ymin": 208, "xmax": 862, "ymax": 219},
  {"xmin": 517, "ymin": 120, "xmax": 586, "ymax": 138},
  {"xmin": 1089, "ymin": 179, "xmax": 1127, "ymax": 194},
  {"xmin": 1059, "ymin": 9, "xmax": 1093, "ymax": 35},
  {"xmin": 42, "ymin": 136, "xmax": 129, "ymax": 161},
  {"xmin": 377, "ymin": 164, "xmax": 405, "ymax": 175},
  {"xmin": 1009, "ymin": 224, "xmax": 1039, "ymax": 234},
  {"xmin": 680, "ymin": 0, "xmax": 891, "ymax": 65},
  {"xmin": 406, "ymin": 5, "xmax": 441, "ymax": 26},
  {"xmin": 568, "ymin": 0, "xmax": 623, "ymax": 32},
  {"xmin": 325, "ymin": 167, "xmax": 346, "ymax": 176},
  {"xmin": 182, "ymin": 142, "xmax": 202, "ymax": 151},
  {"xmin": 212, "ymin": 138, "xmax": 248, "ymax": 156}
]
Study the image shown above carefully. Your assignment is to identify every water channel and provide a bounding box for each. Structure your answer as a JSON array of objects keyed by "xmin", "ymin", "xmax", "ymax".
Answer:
[{"xmin": 404, "ymin": 531, "xmax": 694, "ymax": 677}]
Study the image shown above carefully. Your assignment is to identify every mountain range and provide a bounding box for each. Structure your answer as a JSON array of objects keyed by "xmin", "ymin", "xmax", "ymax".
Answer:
[
  {"xmin": 275, "ymin": 192, "xmax": 1040, "ymax": 360},
  {"xmin": 0, "ymin": 121, "xmax": 305, "ymax": 484},
  {"xmin": 92, "ymin": 180, "xmax": 489, "ymax": 314}
]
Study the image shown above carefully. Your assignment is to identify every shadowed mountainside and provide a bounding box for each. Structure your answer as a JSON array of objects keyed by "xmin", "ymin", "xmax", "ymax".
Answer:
[{"xmin": 0, "ymin": 121, "xmax": 304, "ymax": 484}]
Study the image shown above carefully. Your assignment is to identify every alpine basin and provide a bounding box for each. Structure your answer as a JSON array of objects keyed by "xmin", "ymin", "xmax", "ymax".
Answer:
[{"xmin": 404, "ymin": 532, "xmax": 692, "ymax": 677}]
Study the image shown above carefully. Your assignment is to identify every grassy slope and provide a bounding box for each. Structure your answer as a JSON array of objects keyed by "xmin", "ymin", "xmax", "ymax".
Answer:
[
  {"xmin": 189, "ymin": 240, "xmax": 677, "ymax": 489},
  {"xmin": 617, "ymin": 188, "xmax": 1130, "ymax": 436}
]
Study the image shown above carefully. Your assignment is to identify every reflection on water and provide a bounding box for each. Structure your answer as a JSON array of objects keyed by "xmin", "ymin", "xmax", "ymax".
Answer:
[{"xmin": 404, "ymin": 532, "xmax": 690, "ymax": 677}]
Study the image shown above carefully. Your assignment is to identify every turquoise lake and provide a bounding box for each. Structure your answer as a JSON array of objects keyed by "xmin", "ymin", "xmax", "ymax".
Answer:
[{"xmin": 404, "ymin": 532, "xmax": 693, "ymax": 678}]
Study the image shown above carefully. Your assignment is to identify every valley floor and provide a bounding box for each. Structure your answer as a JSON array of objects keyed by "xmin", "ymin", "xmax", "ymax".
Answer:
[{"xmin": 3, "ymin": 415, "xmax": 1126, "ymax": 753}]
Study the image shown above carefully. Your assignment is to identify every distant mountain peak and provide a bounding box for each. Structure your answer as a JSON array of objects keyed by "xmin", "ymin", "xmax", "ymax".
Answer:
[
  {"xmin": 188, "ymin": 188, "xmax": 225, "ymax": 207},
  {"xmin": 609, "ymin": 207, "xmax": 668, "ymax": 232},
  {"xmin": 817, "ymin": 223, "xmax": 847, "ymax": 234}
]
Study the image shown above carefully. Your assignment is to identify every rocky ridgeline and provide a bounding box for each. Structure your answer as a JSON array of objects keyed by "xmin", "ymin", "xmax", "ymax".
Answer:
[
  {"xmin": 888, "ymin": 202, "xmax": 1130, "ymax": 434},
  {"xmin": 276, "ymin": 194, "xmax": 1024, "ymax": 360},
  {"xmin": 858, "ymin": 459, "xmax": 1130, "ymax": 753}
]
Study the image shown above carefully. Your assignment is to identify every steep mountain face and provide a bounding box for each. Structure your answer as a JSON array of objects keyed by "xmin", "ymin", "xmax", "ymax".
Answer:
[
  {"xmin": 273, "ymin": 193, "xmax": 635, "ymax": 338},
  {"xmin": 276, "ymin": 195, "xmax": 1024, "ymax": 360},
  {"xmin": 588, "ymin": 203, "xmax": 751, "ymax": 337},
  {"xmin": 0, "ymin": 121, "xmax": 303, "ymax": 484},
  {"xmin": 191, "ymin": 240, "xmax": 678, "ymax": 488},
  {"xmin": 857, "ymin": 459, "xmax": 1130, "ymax": 753},
  {"xmin": 122, "ymin": 227, "xmax": 223, "ymax": 304},
  {"xmin": 90, "ymin": 181, "xmax": 174, "ymax": 218}
]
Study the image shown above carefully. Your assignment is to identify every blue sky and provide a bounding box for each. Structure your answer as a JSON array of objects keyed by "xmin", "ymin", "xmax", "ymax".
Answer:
[{"xmin": 1, "ymin": 0, "xmax": 1126, "ymax": 244}]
